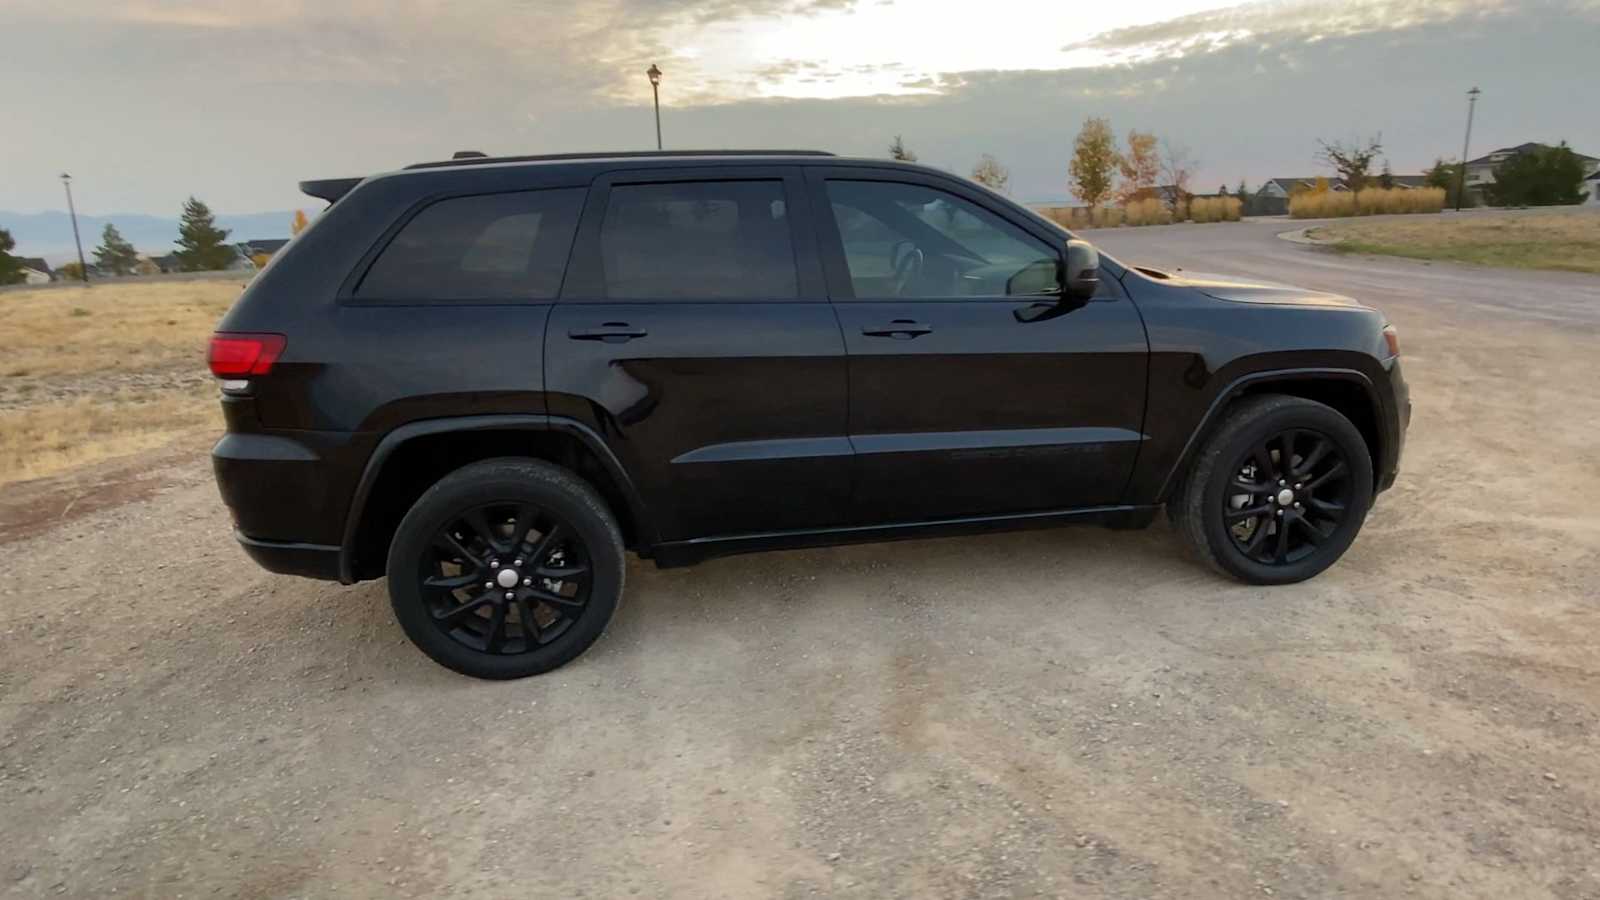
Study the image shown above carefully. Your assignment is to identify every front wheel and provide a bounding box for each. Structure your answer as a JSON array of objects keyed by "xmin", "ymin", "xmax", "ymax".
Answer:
[
  {"xmin": 386, "ymin": 458, "xmax": 624, "ymax": 679},
  {"xmin": 1172, "ymin": 395, "xmax": 1374, "ymax": 584}
]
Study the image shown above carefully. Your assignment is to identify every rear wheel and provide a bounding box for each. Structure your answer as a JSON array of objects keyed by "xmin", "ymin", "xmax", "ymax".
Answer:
[
  {"xmin": 1173, "ymin": 394, "xmax": 1373, "ymax": 584},
  {"xmin": 386, "ymin": 458, "xmax": 624, "ymax": 679}
]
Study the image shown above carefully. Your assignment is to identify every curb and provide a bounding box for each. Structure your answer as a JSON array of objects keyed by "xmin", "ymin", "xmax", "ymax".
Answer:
[{"xmin": 1276, "ymin": 226, "xmax": 1331, "ymax": 246}]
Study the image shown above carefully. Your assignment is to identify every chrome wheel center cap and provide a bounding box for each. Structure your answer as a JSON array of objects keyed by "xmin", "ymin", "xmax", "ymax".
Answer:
[
  {"xmin": 496, "ymin": 568, "xmax": 521, "ymax": 589},
  {"xmin": 1276, "ymin": 488, "xmax": 1296, "ymax": 506}
]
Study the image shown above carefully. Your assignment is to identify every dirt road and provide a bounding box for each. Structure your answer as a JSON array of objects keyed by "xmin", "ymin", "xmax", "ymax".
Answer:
[{"xmin": 4, "ymin": 225, "xmax": 1598, "ymax": 899}]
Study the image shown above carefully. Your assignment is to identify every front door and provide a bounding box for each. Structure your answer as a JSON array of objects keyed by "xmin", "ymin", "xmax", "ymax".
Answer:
[
  {"xmin": 546, "ymin": 169, "xmax": 851, "ymax": 541},
  {"xmin": 809, "ymin": 170, "xmax": 1149, "ymax": 523}
]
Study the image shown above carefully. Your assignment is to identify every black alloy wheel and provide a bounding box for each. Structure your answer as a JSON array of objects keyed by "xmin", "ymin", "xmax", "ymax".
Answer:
[
  {"xmin": 1172, "ymin": 394, "xmax": 1374, "ymax": 585},
  {"xmin": 1222, "ymin": 429, "xmax": 1352, "ymax": 566},
  {"xmin": 421, "ymin": 502, "xmax": 592, "ymax": 655},
  {"xmin": 387, "ymin": 458, "xmax": 624, "ymax": 679}
]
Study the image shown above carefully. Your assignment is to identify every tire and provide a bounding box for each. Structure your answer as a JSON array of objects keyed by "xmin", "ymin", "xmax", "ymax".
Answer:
[
  {"xmin": 386, "ymin": 458, "xmax": 625, "ymax": 679},
  {"xmin": 1172, "ymin": 394, "xmax": 1373, "ymax": 585}
]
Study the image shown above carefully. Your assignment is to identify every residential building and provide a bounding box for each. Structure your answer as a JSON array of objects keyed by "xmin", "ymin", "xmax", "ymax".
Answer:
[
  {"xmin": 17, "ymin": 257, "xmax": 52, "ymax": 285},
  {"xmin": 1464, "ymin": 142, "xmax": 1600, "ymax": 192}
]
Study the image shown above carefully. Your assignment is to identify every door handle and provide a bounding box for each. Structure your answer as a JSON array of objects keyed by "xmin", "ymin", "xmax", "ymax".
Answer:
[
  {"xmin": 861, "ymin": 319, "xmax": 933, "ymax": 339},
  {"xmin": 568, "ymin": 322, "xmax": 648, "ymax": 343}
]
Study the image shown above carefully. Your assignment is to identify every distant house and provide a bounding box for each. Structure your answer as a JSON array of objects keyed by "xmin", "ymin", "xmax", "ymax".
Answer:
[
  {"xmin": 1464, "ymin": 142, "xmax": 1600, "ymax": 193},
  {"xmin": 1586, "ymin": 170, "xmax": 1600, "ymax": 207},
  {"xmin": 17, "ymin": 257, "xmax": 52, "ymax": 285},
  {"xmin": 1253, "ymin": 177, "xmax": 1349, "ymax": 215},
  {"xmin": 1384, "ymin": 175, "xmax": 1431, "ymax": 189},
  {"xmin": 237, "ymin": 238, "xmax": 290, "ymax": 260},
  {"xmin": 152, "ymin": 247, "xmax": 255, "ymax": 273}
]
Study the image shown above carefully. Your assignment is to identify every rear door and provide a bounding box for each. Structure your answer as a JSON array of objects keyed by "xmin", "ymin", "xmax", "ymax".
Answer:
[
  {"xmin": 809, "ymin": 168, "xmax": 1149, "ymax": 523},
  {"xmin": 545, "ymin": 167, "xmax": 851, "ymax": 542}
]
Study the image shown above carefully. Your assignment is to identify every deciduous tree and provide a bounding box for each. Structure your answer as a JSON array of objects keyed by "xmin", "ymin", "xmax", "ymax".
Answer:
[
  {"xmin": 93, "ymin": 223, "xmax": 140, "ymax": 276},
  {"xmin": 1069, "ymin": 117, "xmax": 1119, "ymax": 209},
  {"xmin": 1316, "ymin": 134, "xmax": 1383, "ymax": 195},
  {"xmin": 1116, "ymin": 130, "xmax": 1160, "ymax": 203},
  {"xmin": 970, "ymin": 154, "xmax": 1010, "ymax": 193},
  {"xmin": 1425, "ymin": 158, "xmax": 1472, "ymax": 208},
  {"xmin": 291, "ymin": 209, "xmax": 310, "ymax": 235},
  {"xmin": 1159, "ymin": 139, "xmax": 1197, "ymax": 214},
  {"xmin": 173, "ymin": 197, "xmax": 234, "ymax": 271}
]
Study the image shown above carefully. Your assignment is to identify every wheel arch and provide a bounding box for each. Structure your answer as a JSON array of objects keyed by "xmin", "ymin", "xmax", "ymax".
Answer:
[
  {"xmin": 338, "ymin": 415, "xmax": 655, "ymax": 583},
  {"xmin": 1158, "ymin": 368, "xmax": 1385, "ymax": 504}
]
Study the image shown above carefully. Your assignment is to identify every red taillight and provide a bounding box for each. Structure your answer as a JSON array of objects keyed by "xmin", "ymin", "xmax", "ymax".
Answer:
[
  {"xmin": 208, "ymin": 333, "xmax": 286, "ymax": 377},
  {"xmin": 1382, "ymin": 324, "xmax": 1400, "ymax": 358}
]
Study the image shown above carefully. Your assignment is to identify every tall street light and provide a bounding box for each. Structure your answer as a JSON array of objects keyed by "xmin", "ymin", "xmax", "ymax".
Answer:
[
  {"xmin": 60, "ymin": 173, "xmax": 89, "ymax": 283},
  {"xmin": 1456, "ymin": 86, "xmax": 1481, "ymax": 212},
  {"xmin": 646, "ymin": 64, "xmax": 663, "ymax": 150}
]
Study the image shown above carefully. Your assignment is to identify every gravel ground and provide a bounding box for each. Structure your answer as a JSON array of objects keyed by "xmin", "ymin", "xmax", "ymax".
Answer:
[{"xmin": 3, "ymin": 221, "xmax": 1598, "ymax": 899}]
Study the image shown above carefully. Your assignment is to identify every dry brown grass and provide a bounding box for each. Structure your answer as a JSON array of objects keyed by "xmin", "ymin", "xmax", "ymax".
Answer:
[
  {"xmin": 1039, "ymin": 197, "xmax": 1242, "ymax": 229},
  {"xmin": 2, "ymin": 279, "xmax": 242, "ymax": 379},
  {"xmin": 1189, "ymin": 196, "xmax": 1243, "ymax": 223},
  {"xmin": 1290, "ymin": 186, "xmax": 1446, "ymax": 219},
  {"xmin": 0, "ymin": 279, "xmax": 240, "ymax": 485},
  {"xmin": 0, "ymin": 388, "xmax": 218, "ymax": 484},
  {"xmin": 1311, "ymin": 211, "xmax": 1600, "ymax": 274}
]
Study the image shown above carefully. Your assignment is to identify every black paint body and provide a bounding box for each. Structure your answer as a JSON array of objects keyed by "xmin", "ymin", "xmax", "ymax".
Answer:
[{"xmin": 212, "ymin": 154, "xmax": 1409, "ymax": 582}]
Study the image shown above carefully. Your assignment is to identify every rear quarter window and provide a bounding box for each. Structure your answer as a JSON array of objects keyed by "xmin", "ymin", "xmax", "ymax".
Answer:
[{"xmin": 355, "ymin": 188, "xmax": 584, "ymax": 302}]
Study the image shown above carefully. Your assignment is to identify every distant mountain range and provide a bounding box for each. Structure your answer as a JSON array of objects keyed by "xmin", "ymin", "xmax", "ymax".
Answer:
[{"xmin": 0, "ymin": 210, "xmax": 296, "ymax": 265}]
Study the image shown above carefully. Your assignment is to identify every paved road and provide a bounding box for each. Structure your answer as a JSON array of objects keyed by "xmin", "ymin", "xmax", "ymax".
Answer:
[
  {"xmin": 1086, "ymin": 215, "xmax": 1600, "ymax": 328},
  {"xmin": 3, "ymin": 222, "xmax": 1598, "ymax": 899}
]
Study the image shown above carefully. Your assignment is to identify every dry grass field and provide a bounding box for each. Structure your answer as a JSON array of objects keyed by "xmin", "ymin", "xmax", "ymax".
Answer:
[
  {"xmin": 1310, "ymin": 210, "xmax": 1600, "ymax": 273},
  {"xmin": 0, "ymin": 278, "xmax": 242, "ymax": 485}
]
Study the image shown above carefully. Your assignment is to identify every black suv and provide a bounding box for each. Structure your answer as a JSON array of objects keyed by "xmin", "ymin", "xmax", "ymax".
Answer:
[{"xmin": 211, "ymin": 149, "xmax": 1409, "ymax": 679}]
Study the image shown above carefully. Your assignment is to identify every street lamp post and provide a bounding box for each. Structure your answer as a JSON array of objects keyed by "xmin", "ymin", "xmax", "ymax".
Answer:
[
  {"xmin": 1456, "ymin": 86, "xmax": 1481, "ymax": 212},
  {"xmin": 646, "ymin": 64, "xmax": 663, "ymax": 150},
  {"xmin": 60, "ymin": 173, "xmax": 89, "ymax": 283}
]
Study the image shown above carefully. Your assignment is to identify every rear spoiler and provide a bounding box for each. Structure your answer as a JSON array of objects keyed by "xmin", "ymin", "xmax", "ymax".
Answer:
[{"xmin": 299, "ymin": 177, "xmax": 363, "ymax": 204}]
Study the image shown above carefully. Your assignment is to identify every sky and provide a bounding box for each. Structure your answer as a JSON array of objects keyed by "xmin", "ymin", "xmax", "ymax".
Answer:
[{"xmin": 3, "ymin": 0, "xmax": 1598, "ymax": 217}]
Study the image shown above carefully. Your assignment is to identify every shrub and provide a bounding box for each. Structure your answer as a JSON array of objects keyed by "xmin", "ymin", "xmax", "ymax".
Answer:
[
  {"xmin": 1189, "ymin": 196, "xmax": 1242, "ymax": 223},
  {"xmin": 1290, "ymin": 187, "xmax": 1445, "ymax": 218}
]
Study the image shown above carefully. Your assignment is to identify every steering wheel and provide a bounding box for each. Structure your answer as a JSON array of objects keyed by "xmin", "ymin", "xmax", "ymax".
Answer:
[{"xmin": 890, "ymin": 241, "xmax": 924, "ymax": 296}]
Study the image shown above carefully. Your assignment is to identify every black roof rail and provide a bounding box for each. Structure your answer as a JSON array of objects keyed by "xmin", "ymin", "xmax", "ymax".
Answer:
[{"xmin": 403, "ymin": 149, "xmax": 835, "ymax": 170}]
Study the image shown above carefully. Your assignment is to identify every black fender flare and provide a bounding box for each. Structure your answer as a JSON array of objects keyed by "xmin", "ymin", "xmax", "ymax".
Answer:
[
  {"xmin": 1154, "ymin": 366, "xmax": 1387, "ymax": 503},
  {"xmin": 336, "ymin": 414, "xmax": 655, "ymax": 583}
]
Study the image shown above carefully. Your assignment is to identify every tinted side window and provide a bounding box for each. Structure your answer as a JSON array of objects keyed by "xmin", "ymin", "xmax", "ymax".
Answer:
[
  {"xmin": 357, "ymin": 188, "xmax": 584, "ymax": 301},
  {"xmin": 825, "ymin": 180, "xmax": 1059, "ymax": 299},
  {"xmin": 600, "ymin": 181, "xmax": 798, "ymax": 300}
]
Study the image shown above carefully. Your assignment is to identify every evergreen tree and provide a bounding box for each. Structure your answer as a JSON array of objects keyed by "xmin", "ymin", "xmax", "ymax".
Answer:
[
  {"xmin": 887, "ymin": 135, "xmax": 918, "ymax": 162},
  {"xmin": 1484, "ymin": 143, "xmax": 1587, "ymax": 206},
  {"xmin": 94, "ymin": 223, "xmax": 141, "ymax": 276},
  {"xmin": 0, "ymin": 228, "xmax": 24, "ymax": 285},
  {"xmin": 1237, "ymin": 179, "xmax": 1251, "ymax": 215},
  {"xmin": 173, "ymin": 196, "xmax": 234, "ymax": 271}
]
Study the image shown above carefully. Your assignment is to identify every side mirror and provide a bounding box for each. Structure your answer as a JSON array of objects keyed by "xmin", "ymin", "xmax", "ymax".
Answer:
[{"xmin": 1064, "ymin": 239, "xmax": 1099, "ymax": 300}]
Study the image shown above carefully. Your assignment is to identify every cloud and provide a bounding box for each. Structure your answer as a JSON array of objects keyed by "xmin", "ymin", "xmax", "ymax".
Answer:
[
  {"xmin": 2, "ymin": 0, "xmax": 1597, "ymax": 217},
  {"xmin": 1064, "ymin": 0, "xmax": 1518, "ymax": 60}
]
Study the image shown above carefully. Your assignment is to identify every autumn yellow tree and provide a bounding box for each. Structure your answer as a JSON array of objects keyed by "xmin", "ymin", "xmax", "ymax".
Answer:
[
  {"xmin": 1117, "ymin": 130, "xmax": 1160, "ymax": 203},
  {"xmin": 1069, "ymin": 117, "xmax": 1120, "ymax": 209},
  {"xmin": 291, "ymin": 210, "xmax": 310, "ymax": 235}
]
